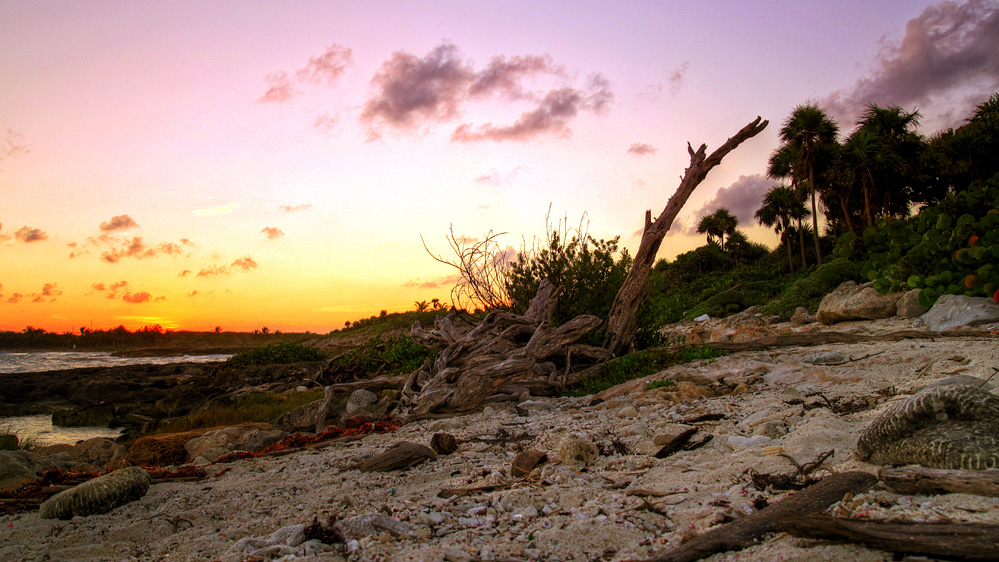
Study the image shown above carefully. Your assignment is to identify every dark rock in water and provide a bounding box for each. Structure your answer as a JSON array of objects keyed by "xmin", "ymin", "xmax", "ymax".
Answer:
[
  {"xmin": 39, "ymin": 466, "xmax": 151, "ymax": 519},
  {"xmin": 52, "ymin": 405, "xmax": 114, "ymax": 428},
  {"xmin": 856, "ymin": 385, "xmax": 999, "ymax": 470},
  {"xmin": 430, "ymin": 433, "xmax": 458, "ymax": 455}
]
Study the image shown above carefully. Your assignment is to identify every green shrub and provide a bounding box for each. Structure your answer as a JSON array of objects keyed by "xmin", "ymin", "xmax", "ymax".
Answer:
[
  {"xmin": 565, "ymin": 346, "xmax": 725, "ymax": 397},
  {"xmin": 760, "ymin": 258, "xmax": 861, "ymax": 319},
  {"xmin": 324, "ymin": 334, "xmax": 439, "ymax": 380},
  {"xmin": 226, "ymin": 342, "xmax": 324, "ymax": 367},
  {"xmin": 645, "ymin": 379, "xmax": 676, "ymax": 391}
]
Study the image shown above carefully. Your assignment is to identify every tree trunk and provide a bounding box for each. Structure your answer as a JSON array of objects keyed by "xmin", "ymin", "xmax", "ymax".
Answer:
[
  {"xmin": 797, "ymin": 215, "xmax": 807, "ymax": 268},
  {"xmin": 603, "ymin": 117, "xmax": 768, "ymax": 356},
  {"xmin": 808, "ymin": 166, "xmax": 823, "ymax": 265}
]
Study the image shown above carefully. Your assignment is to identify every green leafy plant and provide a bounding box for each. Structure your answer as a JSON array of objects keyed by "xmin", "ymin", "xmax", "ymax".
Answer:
[
  {"xmin": 645, "ymin": 379, "xmax": 677, "ymax": 391},
  {"xmin": 565, "ymin": 346, "xmax": 725, "ymax": 397},
  {"xmin": 324, "ymin": 334, "xmax": 439, "ymax": 380},
  {"xmin": 225, "ymin": 342, "xmax": 325, "ymax": 367},
  {"xmin": 153, "ymin": 389, "xmax": 325, "ymax": 434}
]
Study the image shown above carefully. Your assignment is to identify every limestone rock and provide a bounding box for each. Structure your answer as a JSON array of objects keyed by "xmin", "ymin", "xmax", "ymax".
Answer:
[
  {"xmin": 339, "ymin": 389, "xmax": 393, "ymax": 425},
  {"xmin": 803, "ymin": 351, "xmax": 847, "ymax": 365},
  {"xmin": 39, "ymin": 466, "xmax": 151, "ymax": 519},
  {"xmin": 184, "ymin": 423, "xmax": 286, "ymax": 463},
  {"xmin": 275, "ymin": 399, "xmax": 322, "ymax": 433},
  {"xmin": 790, "ymin": 307, "xmax": 816, "ymax": 326},
  {"xmin": 816, "ymin": 281, "xmax": 901, "ymax": 324},
  {"xmin": 126, "ymin": 428, "xmax": 210, "ymax": 466},
  {"xmin": 707, "ymin": 307, "xmax": 779, "ymax": 343},
  {"xmin": 69, "ymin": 438, "xmax": 125, "ymax": 472},
  {"xmin": 555, "ymin": 435, "xmax": 598, "ymax": 467},
  {"xmin": 895, "ymin": 289, "xmax": 928, "ymax": 318},
  {"xmin": 0, "ymin": 450, "xmax": 52, "ymax": 492},
  {"xmin": 334, "ymin": 512, "xmax": 413, "ymax": 540},
  {"xmin": 920, "ymin": 294, "xmax": 999, "ymax": 331}
]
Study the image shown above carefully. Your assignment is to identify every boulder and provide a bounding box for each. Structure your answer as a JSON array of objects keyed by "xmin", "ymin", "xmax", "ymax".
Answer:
[
  {"xmin": 340, "ymin": 389, "xmax": 395, "ymax": 426},
  {"xmin": 314, "ymin": 386, "xmax": 351, "ymax": 433},
  {"xmin": 184, "ymin": 423, "xmax": 288, "ymax": 463},
  {"xmin": 275, "ymin": 399, "xmax": 322, "ymax": 433},
  {"xmin": 126, "ymin": 428, "xmax": 210, "ymax": 466},
  {"xmin": 790, "ymin": 307, "xmax": 816, "ymax": 326},
  {"xmin": 708, "ymin": 308, "xmax": 779, "ymax": 343},
  {"xmin": 0, "ymin": 450, "xmax": 52, "ymax": 492},
  {"xmin": 895, "ymin": 289, "xmax": 928, "ymax": 318},
  {"xmin": 39, "ymin": 466, "xmax": 151, "ymax": 519},
  {"xmin": 68, "ymin": 438, "xmax": 125, "ymax": 472},
  {"xmin": 921, "ymin": 294, "xmax": 999, "ymax": 331},
  {"xmin": 816, "ymin": 281, "xmax": 901, "ymax": 324}
]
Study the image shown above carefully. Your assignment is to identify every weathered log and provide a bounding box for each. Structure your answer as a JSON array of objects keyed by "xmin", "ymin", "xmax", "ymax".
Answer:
[
  {"xmin": 782, "ymin": 513, "xmax": 999, "ymax": 560},
  {"xmin": 356, "ymin": 442, "xmax": 437, "ymax": 472},
  {"xmin": 605, "ymin": 117, "xmax": 769, "ymax": 356},
  {"xmin": 635, "ymin": 471, "xmax": 877, "ymax": 562},
  {"xmin": 879, "ymin": 466, "xmax": 999, "ymax": 497},
  {"xmin": 653, "ymin": 428, "xmax": 698, "ymax": 459}
]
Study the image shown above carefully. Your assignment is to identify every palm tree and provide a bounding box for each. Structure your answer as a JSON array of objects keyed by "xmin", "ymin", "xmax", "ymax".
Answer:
[
  {"xmin": 841, "ymin": 130, "xmax": 894, "ymax": 228},
  {"xmin": 697, "ymin": 208, "xmax": 738, "ymax": 246},
  {"xmin": 778, "ymin": 104, "xmax": 839, "ymax": 265},
  {"xmin": 767, "ymin": 144, "xmax": 810, "ymax": 267},
  {"xmin": 856, "ymin": 104, "xmax": 922, "ymax": 217},
  {"xmin": 755, "ymin": 185, "xmax": 806, "ymax": 272}
]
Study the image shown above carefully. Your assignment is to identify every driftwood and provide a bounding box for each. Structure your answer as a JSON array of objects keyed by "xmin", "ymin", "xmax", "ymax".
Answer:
[
  {"xmin": 782, "ymin": 514, "xmax": 999, "ymax": 560},
  {"xmin": 356, "ymin": 442, "xmax": 437, "ymax": 472},
  {"xmin": 398, "ymin": 281, "xmax": 612, "ymax": 416},
  {"xmin": 636, "ymin": 471, "xmax": 877, "ymax": 562},
  {"xmin": 605, "ymin": 117, "xmax": 769, "ymax": 356},
  {"xmin": 879, "ymin": 466, "xmax": 999, "ymax": 497}
]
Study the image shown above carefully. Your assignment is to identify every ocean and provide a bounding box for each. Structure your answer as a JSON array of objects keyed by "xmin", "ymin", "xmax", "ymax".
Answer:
[{"xmin": 0, "ymin": 350, "xmax": 231, "ymax": 446}]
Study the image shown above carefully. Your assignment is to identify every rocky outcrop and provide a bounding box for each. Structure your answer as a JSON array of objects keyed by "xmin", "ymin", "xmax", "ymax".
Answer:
[
  {"xmin": 0, "ymin": 451, "xmax": 53, "ymax": 492},
  {"xmin": 790, "ymin": 307, "xmax": 816, "ymax": 326},
  {"xmin": 67, "ymin": 438, "xmax": 125, "ymax": 472},
  {"xmin": 816, "ymin": 281, "xmax": 901, "ymax": 324},
  {"xmin": 126, "ymin": 428, "xmax": 211, "ymax": 466},
  {"xmin": 38, "ymin": 466, "xmax": 151, "ymax": 519},
  {"xmin": 895, "ymin": 289, "xmax": 928, "ymax": 318},
  {"xmin": 921, "ymin": 294, "xmax": 999, "ymax": 331},
  {"xmin": 184, "ymin": 423, "xmax": 287, "ymax": 463}
]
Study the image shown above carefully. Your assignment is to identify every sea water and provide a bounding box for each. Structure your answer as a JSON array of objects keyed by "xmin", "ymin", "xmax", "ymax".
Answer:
[{"xmin": 0, "ymin": 350, "xmax": 231, "ymax": 446}]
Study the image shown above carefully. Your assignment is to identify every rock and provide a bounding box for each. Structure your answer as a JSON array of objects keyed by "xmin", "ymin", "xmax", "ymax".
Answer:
[
  {"xmin": 38, "ymin": 466, "xmax": 151, "ymax": 519},
  {"xmin": 707, "ymin": 307, "xmax": 779, "ymax": 343},
  {"xmin": 920, "ymin": 294, "xmax": 999, "ymax": 331},
  {"xmin": 790, "ymin": 307, "xmax": 816, "ymax": 326},
  {"xmin": 314, "ymin": 386, "xmax": 351, "ymax": 432},
  {"xmin": 816, "ymin": 281, "xmax": 901, "ymax": 324},
  {"xmin": 357, "ymin": 442, "xmax": 437, "ymax": 472},
  {"xmin": 229, "ymin": 523, "xmax": 332, "ymax": 560},
  {"xmin": 126, "ymin": 428, "xmax": 210, "ymax": 466},
  {"xmin": 895, "ymin": 289, "xmax": 928, "ymax": 318},
  {"xmin": 727, "ymin": 435, "xmax": 772, "ymax": 449},
  {"xmin": 803, "ymin": 351, "xmax": 847, "ymax": 365},
  {"xmin": 555, "ymin": 435, "xmax": 598, "ymax": 467},
  {"xmin": 184, "ymin": 423, "xmax": 287, "ymax": 463},
  {"xmin": 51, "ymin": 405, "xmax": 114, "ymax": 428},
  {"xmin": 924, "ymin": 375, "xmax": 993, "ymax": 391},
  {"xmin": 275, "ymin": 399, "xmax": 322, "ymax": 432},
  {"xmin": 856, "ymin": 385, "xmax": 999, "ymax": 470},
  {"xmin": 68, "ymin": 438, "xmax": 125, "ymax": 472},
  {"xmin": 511, "ymin": 450, "xmax": 548, "ymax": 477},
  {"xmin": 340, "ymin": 389, "xmax": 394, "ymax": 426},
  {"xmin": 430, "ymin": 433, "xmax": 458, "ymax": 455},
  {"xmin": 0, "ymin": 450, "xmax": 52, "ymax": 492},
  {"xmin": 617, "ymin": 406, "xmax": 639, "ymax": 418},
  {"xmin": 515, "ymin": 400, "xmax": 555, "ymax": 415},
  {"xmin": 334, "ymin": 512, "xmax": 413, "ymax": 540}
]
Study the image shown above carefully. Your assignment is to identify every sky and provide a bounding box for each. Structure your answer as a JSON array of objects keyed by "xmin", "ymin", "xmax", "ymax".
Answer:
[{"xmin": 2, "ymin": 0, "xmax": 998, "ymax": 333}]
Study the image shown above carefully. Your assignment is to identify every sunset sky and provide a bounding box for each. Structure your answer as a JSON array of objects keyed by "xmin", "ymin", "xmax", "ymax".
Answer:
[{"xmin": 2, "ymin": 0, "xmax": 998, "ymax": 333}]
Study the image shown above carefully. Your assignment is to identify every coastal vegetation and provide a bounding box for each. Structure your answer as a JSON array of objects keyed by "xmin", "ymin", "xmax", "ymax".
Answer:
[{"xmin": 152, "ymin": 389, "xmax": 325, "ymax": 435}]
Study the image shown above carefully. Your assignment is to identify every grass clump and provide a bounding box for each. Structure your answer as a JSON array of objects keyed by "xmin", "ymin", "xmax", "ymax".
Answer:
[
  {"xmin": 645, "ymin": 379, "xmax": 677, "ymax": 391},
  {"xmin": 0, "ymin": 424, "xmax": 37, "ymax": 451},
  {"xmin": 565, "ymin": 345, "xmax": 725, "ymax": 397},
  {"xmin": 225, "ymin": 342, "xmax": 324, "ymax": 367},
  {"xmin": 154, "ymin": 388, "xmax": 325, "ymax": 434}
]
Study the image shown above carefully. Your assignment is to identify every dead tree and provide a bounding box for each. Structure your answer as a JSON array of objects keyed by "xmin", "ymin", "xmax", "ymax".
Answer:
[
  {"xmin": 398, "ymin": 281, "xmax": 612, "ymax": 417},
  {"xmin": 604, "ymin": 117, "xmax": 769, "ymax": 356}
]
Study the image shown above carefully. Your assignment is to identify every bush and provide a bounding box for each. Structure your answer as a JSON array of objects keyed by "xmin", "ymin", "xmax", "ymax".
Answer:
[
  {"xmin": 505, "ymin": 233, "xmax": 631, "ymax": 326},
  {"xmin": 0, "ymin": 424, "xmax": 36, "ymax": 451},
  {"xmin": 324, "ymin": 334, "xmax": 439, "ymax": 380},
  {"xmin": 154, "ymin": 389, "xmax": 325, "ymax": 434},
  {"xmin": 564, "ymin": 346, "xmax": 725, "ymax": 397},
  {"xmin": 760, "ymin": 258, "xmax": 860, "ymax": 319},
  {"xmin": 225, "ymin": 342, "xmax": 324, "ymax": 367}
]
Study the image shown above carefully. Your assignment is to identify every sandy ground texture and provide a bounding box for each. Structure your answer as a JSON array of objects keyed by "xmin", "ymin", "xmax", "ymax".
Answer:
[{"xmin": 2, "ymin": 318, "xmax": 999, "ymax": 562}]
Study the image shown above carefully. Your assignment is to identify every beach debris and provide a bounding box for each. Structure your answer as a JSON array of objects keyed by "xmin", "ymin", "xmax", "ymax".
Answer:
[
  {"xmin": 38, "ymin": 466, "xmax": 150, "ymax": 520},
  {"xmin": 356, "ymin": 441, "xmax": 437, "ymax": 472},
  {"xmin": 878, "ymin": 466, "xmax": 999, "ymax": 497},
  {"xmin": 511, "ymin": 449, "xmax": 548, "ymax": 477},
  {"xmin": 856, "ymin": 384, "xmax": 999, "ymax": 469},
  {"xmin": 229, "ymin": 523, "xmax": 332, "ymax": 559},
  {"xmin": 334, "ymin": 512, "xmax": 413, "ymax": 540},
  {"xmin": 430, "ymin": 432, "xmax": 458, "ymax": 455}
]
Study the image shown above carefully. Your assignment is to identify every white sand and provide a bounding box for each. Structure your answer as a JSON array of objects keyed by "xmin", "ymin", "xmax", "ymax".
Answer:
[{"xmin": 2, "ymin": 319, "xmax": 998, "ymax": 561}]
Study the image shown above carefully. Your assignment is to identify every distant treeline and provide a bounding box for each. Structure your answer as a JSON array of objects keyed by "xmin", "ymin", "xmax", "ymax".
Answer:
[{"xmin": 0, "ymin": 325, "xmax": 319, "ymax": 352}]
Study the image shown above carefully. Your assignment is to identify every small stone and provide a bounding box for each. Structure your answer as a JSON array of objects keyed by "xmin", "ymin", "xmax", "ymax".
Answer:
[
  {"xmin": 431, "ymin": 433, "xmax": 459, "ymax": 455},
  {"xmin": 617, "ymin": 406, "xmax": 639, "ymax": 418},
  {"xmin": 803, "ymin": 351, "xmax": 847, "ymax": 365},
  {"xmin": 515, "ymin": 400, "xmax": 555, "ymax": 415}
]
